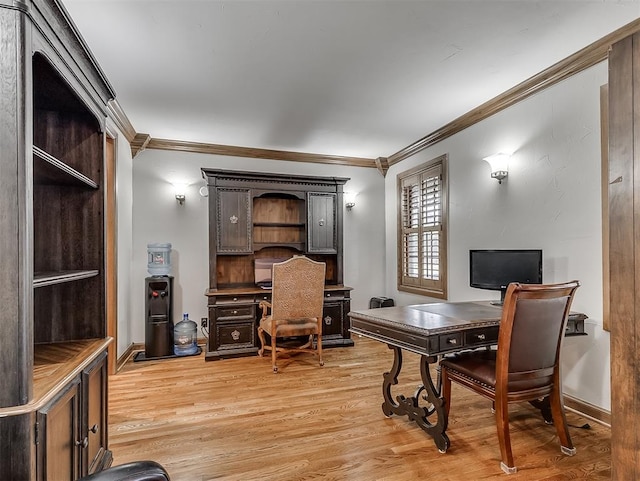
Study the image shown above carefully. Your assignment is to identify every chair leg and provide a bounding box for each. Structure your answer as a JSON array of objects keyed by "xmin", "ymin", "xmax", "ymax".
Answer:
[
  {"xmin": 257, "ymin": 327, "xmax": 266, "ymax": 357},
  {"xmin": 495, "ymin": 397, "xmax": 516, "ymax": 474},
  {"xmin": 271, "ymin": 332, "xmax": 278, "ymax": 373},
  {"xmin": 317, "ymin": 332, "xmax": 324, "ymax": 366},
  {"xmin": 549, "ymin": 387, "xmax": 576, "ymax": 456}
]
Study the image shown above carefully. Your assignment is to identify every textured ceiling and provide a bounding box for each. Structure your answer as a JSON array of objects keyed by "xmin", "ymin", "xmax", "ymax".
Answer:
[{"xmin": 62, "ymin": 1, "xmax": 640, "ymax": 159}]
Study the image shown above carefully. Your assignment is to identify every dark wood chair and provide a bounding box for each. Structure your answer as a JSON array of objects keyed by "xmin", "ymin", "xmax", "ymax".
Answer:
[
  {"xmin": 78, "ymin": 461, "xmax": 170, "ymax": 481},
  {"xmin": 440, "ymin": 280, "xmax": 580, "ymax": 474},
  {"xmin": 257, "ymin": 256, "xmax": 326, "ymax": 373}
]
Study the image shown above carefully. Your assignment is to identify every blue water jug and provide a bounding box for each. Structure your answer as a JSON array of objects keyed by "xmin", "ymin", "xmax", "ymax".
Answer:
[{"xmin": 174, "ymin": 313, "xmax": 198, "ymax": 356}]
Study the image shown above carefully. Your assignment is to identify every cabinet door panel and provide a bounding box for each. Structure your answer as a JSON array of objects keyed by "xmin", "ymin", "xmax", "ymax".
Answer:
[
  {"xmin": 322, "ymin": 301, "xmax": 344, "ymax": 337},
  {"xmin": 217, "ymin": 188, "xmax": 251, "ymax": 253},
  {"xmin": 37, "ymin": 378, "xmax": 81, "ymax": 481},
  {"xmin": 307, "ymin": 193, "xmax": 337, "ymax": 253},
  {"xmin": 83, "ymin": 351, "xmax": 108, "ymax": 475}
]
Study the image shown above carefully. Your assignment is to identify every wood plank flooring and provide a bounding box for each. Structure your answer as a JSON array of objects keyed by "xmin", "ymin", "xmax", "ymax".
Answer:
[{"xmin": 108, "ymin": 337, "xmax": 610, "ymax": 480}]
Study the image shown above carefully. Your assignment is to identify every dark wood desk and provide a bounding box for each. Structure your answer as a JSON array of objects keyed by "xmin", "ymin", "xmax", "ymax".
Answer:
[{"xmin": 348, "ymin": 301, "xmax": 587, "ymax": 453}]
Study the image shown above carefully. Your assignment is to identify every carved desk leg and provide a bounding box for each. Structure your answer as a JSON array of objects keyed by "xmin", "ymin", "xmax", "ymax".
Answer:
[{"xmin": 381, "ymin": 344, "xmax": 450, "ymax": 453}]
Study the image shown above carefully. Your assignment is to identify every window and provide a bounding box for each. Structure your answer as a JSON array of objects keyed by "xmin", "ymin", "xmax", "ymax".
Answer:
[{"xmin": 397, "ymin": 154, "xmax": 448, "ymax": 298}]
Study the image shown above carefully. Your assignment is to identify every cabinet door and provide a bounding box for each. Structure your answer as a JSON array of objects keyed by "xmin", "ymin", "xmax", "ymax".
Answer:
[
  {"xmin": 83, "ymin": 351, "xmax": 109, "ymax": 475},
  {"xmin": 216, "ymin": 188, "xmax": 252, "ymax": 253},
  {"xmin": 37, "ymin": 378, "xmax": 81, "ymax": 481},
  {"xmin": 307, "ymin": 193, "xmax": 337, "ymax": 253}
]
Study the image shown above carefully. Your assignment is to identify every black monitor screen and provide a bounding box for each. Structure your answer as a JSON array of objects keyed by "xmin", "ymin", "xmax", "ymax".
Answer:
[{"xmin": 470, "ymin": 249, "xmax": 542, "ymax": 304}]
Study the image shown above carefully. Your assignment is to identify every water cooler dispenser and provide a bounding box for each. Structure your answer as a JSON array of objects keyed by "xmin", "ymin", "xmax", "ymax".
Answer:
[
  {"xmin": 134, "ymin": 243, "xmax": 201, "ymax": 361},
  {"xmin": 140, "ymin": 276, "xmax": 174, "ymax": 359}
]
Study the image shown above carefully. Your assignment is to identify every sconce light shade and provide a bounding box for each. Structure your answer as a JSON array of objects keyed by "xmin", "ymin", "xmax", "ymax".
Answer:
[
  {"xmin": 482, "ymin": 153, "xmax": 510, "ymax": 184},
  {"xmin": 344, "ymin": 191, "xmax": 357, "ymax": 210},
  {"xmin": 173, "ymin": 183, "xmax": 187, "ymax": 205}
]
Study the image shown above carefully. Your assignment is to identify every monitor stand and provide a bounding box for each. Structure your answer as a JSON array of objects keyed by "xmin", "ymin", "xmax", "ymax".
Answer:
[{"xmin": 490, "ymin": 287, "xmax": 507, "ymax": 307}]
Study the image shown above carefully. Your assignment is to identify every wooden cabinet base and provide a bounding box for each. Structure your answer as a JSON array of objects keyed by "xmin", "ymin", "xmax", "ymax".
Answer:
[
  {"xmin": 206, "ymin": 346, "xmax": 260, "ymax": 361},
  {"xmin": 206, "ymin": 286, "xmax": 353, "ymax": 360}
]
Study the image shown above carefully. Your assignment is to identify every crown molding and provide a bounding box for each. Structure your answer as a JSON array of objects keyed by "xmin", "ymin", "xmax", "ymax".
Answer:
[
  {"xmin": 130, "ymin": 133, "xmax": 152, "ymax": 158},
  {"xmin": 144, "ymin": 137, "xmax": 378, "ymax": 168},
  {"xmin": 387, "ymin": 17, "xmax": 640, "ymax": 166},
  {"xmin": 375, "ymin": 157, "xmax": 389, "ymax": 177},
  {"xmin": 107, "ymin": 99, "xmax": 136, "ymax": 142}
]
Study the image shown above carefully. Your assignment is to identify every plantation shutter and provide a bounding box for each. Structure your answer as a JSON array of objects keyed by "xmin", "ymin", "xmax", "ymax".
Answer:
[{"xmin": 400, "ymin": 163, "xmax": 443, "ymax": 290}]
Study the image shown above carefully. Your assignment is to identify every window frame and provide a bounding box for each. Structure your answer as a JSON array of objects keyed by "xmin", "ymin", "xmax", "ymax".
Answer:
[{"xmin": 396, "ymin": 154, "xmax": 448, "ymax": 299}]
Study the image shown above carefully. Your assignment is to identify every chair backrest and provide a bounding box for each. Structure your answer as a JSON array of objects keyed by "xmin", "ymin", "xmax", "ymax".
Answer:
[
  {"xmin": 270, "ymin": 256, "xmax": 326, "ymax": 321},
  {"xmin": 496, "ymin": 281, "xmax": 580, "ymax": 391}
]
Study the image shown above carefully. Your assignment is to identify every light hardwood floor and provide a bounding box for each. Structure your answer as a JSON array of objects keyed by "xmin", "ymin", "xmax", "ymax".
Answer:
[{"xmin": 109, "ymin": 337, "xmax": 610, "ymax": 480}]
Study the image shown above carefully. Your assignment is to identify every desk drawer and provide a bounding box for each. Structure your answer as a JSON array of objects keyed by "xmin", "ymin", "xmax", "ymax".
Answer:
[
  {"xmin": 439, "ymin": 333, "xmax": 463, "ymax": 352},
  {"xmin": 216, "ymin": 304, "xmax": 255, "ymax": 320},
  {"xmin": 350, "ymin": 318, "xmax": 436, "ymax": 352},
  {"xmin": 256, "ymin": 292, "xmax": 272, "ymax": 304},
  {"xmin": 465, "ymin": 326, "xmax": 499, "ymax": 346},
  {"xmin": 324, "ymin": 290, "xmax": 347, "ymax": 301},
  {"xmin": 215, "ymin": 295, "xmax": 255, "ymax": 305}
]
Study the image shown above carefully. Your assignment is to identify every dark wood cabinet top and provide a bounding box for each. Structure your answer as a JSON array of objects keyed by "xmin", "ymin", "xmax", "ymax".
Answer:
[
  {"xmin": 0, "ymin": 338, "xmax": 111, "ymax": 416},
  {"xmin": 205, "ymin": 284, "xmax": 352, "ymax": 297}
]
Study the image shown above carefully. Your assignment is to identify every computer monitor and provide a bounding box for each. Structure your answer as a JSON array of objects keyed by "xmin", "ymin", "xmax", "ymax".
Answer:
[
  {"xmin": 254, "ymin": 257, "xmax": 290, "ymax": 288},
  {"xmin": 470, "ymin": 249, "xmax": 542, "ymax": 305}
]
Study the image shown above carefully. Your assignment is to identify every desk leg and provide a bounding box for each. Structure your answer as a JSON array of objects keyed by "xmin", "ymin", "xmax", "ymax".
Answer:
[
  {"xmin": 529, "ymin": 397, "xmax": 553, "ymax": 424},
  {"xmin": 381, "ymin": 345, "xmax": 450, "ymax": 453}
]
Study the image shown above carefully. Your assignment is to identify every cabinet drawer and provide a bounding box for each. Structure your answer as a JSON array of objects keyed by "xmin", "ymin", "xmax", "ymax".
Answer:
[
  {"xmin": 255, "ymin": 293, "xmax": 272, "ymax": 303},
  {"xmin": 439, "ymin": 332, "xmax": 463, "ymax": 352},
  {"xmin": 324, "ymin": 291, "xmax": 345, "ymax": 301},
  {"xmin": 216, "ymin": 321, "xmax": 255, "ymax": 350},
  {"xmin": 215, "ymin": 295, "xmax": 255, "ymax": 305},
  {"xmin": 216, "ymin": 304, "xmax": 255, "ymax": 320}
]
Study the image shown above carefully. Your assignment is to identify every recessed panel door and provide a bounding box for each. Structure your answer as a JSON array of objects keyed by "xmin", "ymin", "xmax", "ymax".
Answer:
[{"xmin": 307, "ymin": 192, "xmax": 337, "ymax": 253}]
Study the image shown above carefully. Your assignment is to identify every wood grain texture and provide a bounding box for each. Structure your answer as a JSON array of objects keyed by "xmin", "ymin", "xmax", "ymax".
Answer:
[
  {"xmin": 106, "ymin": 135, "xmax": 118, "ymax": 375},
  {"xmin": 108, "ymin": 337, "xmax": 611, "ymax": 481},
  {"xmin": 608, "ymin": 33, "xmax": 640, "ymax": 481},
  {"xmin": 0, "ymin": 6, "xmax": 32, "ymax": 408}
]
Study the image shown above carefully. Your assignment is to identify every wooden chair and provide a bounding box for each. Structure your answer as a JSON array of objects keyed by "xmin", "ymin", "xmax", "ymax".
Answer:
[
  {"xmin": 257, "ymin": 256, "xmax": 326, "ymax": 373},
  {"xmin": 440, "ymin": 280, "xmax": 580, "ymax": 474}
]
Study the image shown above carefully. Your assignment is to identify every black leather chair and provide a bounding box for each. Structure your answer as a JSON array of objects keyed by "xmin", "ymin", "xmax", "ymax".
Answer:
[
  {"xmin": 79, "ymin": 461, "xmax": 170, "ymax": 481},
  {"xmin": 440, "ymin": 280, "xmax": 580, "ymax": 474}
]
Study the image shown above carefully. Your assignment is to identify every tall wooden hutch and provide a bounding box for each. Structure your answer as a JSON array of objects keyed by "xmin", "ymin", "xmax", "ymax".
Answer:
[
  {"xmin": 0, "ymin": 1, "xmax": 114, "ymax": 479},
  {"xmin": 202, "ymin": 169, "xmax": 354, "ymax": 361}
]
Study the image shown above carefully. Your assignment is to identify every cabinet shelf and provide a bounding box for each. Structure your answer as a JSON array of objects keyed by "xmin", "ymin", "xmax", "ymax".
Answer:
[
  {"xmin": 33, "ymin": 146, "xmax": 98, "ymax": 189},
  {"xmin": 34, "ymin": 270, "xmax": 99, "ymax": 288}
]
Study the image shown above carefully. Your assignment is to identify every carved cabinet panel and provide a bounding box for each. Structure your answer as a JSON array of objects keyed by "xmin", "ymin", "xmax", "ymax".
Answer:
[
  {"xmin": 307, "ymin": 192, "xmax": 337, "ymax": 253},
  {"xmin": 216, "ymin": 188, "xmax": 252, "ymax": 253}
]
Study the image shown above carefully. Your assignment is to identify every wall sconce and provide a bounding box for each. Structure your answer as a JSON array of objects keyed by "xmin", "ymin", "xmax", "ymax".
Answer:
[
  {"xmin": 344, "ymin": 192, "xmax": 358, "ymax": 210},
  {"xmin": 482, "ymin": 153, "xmax": 510, "ymax": 184},
  {"xmin": 173, "ymin": 183, "xmax": 187, "ymax": 205}
]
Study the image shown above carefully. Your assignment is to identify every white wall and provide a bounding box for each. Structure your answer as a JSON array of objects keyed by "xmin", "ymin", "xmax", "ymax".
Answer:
[
  {"xmin": 130, "ymin": 151, "xmax": 386, "ymax": 344},
  {"xmin": 384, "ymin": 62, "xmax": 610, "ymax": 410}
]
